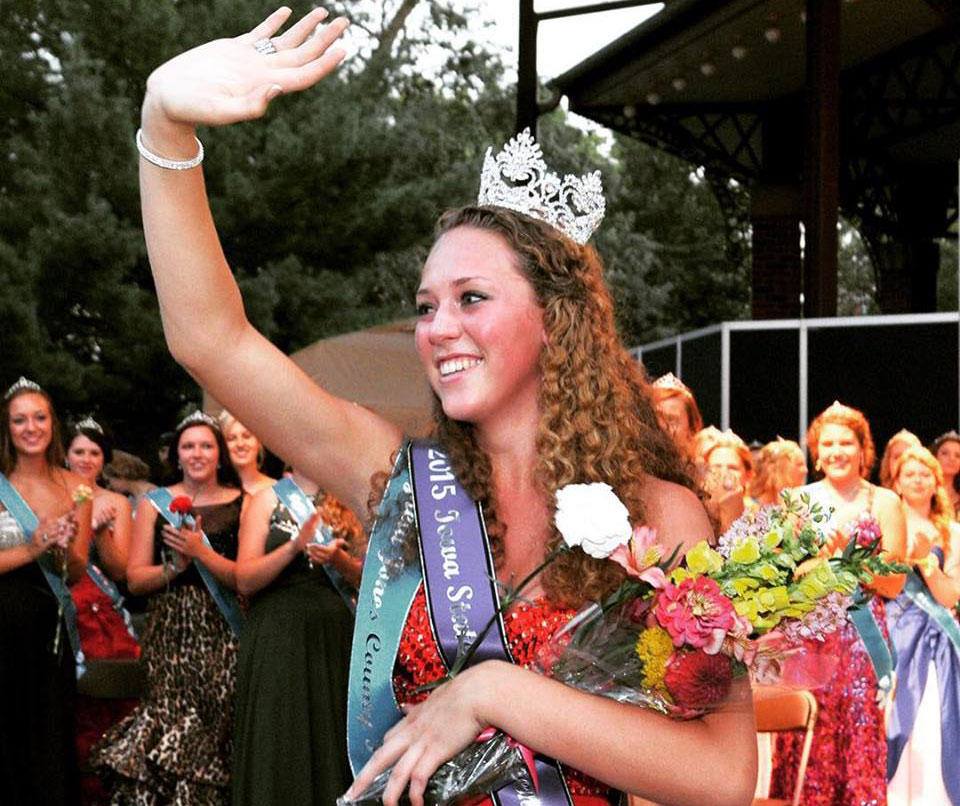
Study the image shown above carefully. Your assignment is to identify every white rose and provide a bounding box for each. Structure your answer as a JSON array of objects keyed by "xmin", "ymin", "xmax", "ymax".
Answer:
[{"xmin": 554, "ymin": 482, "xmax": 632, "ymax": 559}]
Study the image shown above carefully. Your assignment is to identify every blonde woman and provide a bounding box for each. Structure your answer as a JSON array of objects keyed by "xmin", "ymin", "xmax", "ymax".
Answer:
[
  {"xmin": 879, "ymin": 429, "xmax": 922, "ymax": 491},
  {"xmin": 219, "ymin": 410, "xmax": 275, "ymax": 496},
  {"xmin": 771, "ymin": 402, "xmax": 905, "ymax": 806},
  {"xmin": 887, "ymin": 446, "xmax": 960, "ymax": 806},
  {"xmin": 701, "ymin": 430, "xmax": 753, "ymax": 534},
  {"xmin": 748, "ymin": 438, "xmax": 807, "ymax": 507}
]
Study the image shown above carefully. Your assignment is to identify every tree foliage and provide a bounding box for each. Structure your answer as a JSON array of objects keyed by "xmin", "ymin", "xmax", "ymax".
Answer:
[{"xmin": 1, "ymin": 0, "xmax": 746, "ymax": 461}]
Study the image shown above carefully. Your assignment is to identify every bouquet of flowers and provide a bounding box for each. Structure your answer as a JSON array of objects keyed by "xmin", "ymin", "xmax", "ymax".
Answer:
[{"xmin": 340, "ymin": 485, "xmax": 908, "ymax": 806}]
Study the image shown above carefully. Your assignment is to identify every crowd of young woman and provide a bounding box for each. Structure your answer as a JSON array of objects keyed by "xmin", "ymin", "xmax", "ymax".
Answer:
[
  {"xmin": 3, "ymin": 6, "xmax": 959, "ymax": 806},
  {"xmin": 652, "ymin": 374, "xmax": 960, "ymax": 806},
  {"xmin": 0, "ymin": 385, "xmax": 363, "ymax": 806}
]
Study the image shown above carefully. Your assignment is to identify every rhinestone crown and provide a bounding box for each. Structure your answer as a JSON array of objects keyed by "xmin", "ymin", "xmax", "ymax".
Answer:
[
  {"xmin": 75, "ymin": 416, "xmax": 104, "ymax": 434},
  {"xmin": 4, "ymin": 376, "xmax": 42, "ymax": 401},
  {"xmin": 652, "ymin": 372, "xmax": 692, "ymax": 395},
  {"xmin": 477, "ymin": 129, "xmax": 605, "ymax": 244},
  {"xmin": 176, "ymin": 409, "xmax": 220, "ymax": 432}
]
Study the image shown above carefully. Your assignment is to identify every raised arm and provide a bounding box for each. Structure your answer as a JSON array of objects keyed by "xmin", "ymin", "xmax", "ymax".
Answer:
[{"xmin": 139, "ymin": 7, "xmax": 401, "ymax": 515}]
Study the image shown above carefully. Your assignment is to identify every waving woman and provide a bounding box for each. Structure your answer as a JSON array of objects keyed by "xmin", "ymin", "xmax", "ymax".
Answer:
[{"xmin": 128, "ymin": 8, "xmax": 757, "ymax": 806}]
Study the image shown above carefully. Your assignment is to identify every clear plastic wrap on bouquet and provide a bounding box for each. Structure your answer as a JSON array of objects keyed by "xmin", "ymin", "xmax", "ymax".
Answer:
[
  {"xmin": 336, "ymin": 729, "xmax": 532, "ymax": 806},
  {"xmin": 338, "ymin": 596, "xmax": 745, "ymax": 806}
]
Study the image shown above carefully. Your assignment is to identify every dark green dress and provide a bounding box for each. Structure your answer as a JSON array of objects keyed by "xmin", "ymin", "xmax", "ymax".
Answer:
[{"xmin": 232, "ymin": 502, "xmax": 355, "ymax": 806}]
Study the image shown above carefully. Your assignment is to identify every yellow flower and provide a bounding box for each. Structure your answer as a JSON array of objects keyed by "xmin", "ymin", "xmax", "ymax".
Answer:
[
  {"xmin": 685, "ymin": 541, "xmax": 724, "ymax": 574},
  {"xmin": 635, "ymin": 626, "xmax": 674, "ymax": 689},
  {"xmin": 72, "ymin": 484, "xmax": 93, "ymax": 505},
  {"xmin": 671, "ymin": 567, "xmax": 696, "ymax": 584},
  {"xmin": 762, "ymin": 530, "xmax": 783, "ymax": 550},
  {"xmin": 731, "ymin": 538, "xmax": 760, "ymax": 565},
  {"xmin": 730, "ymin": 576, "xmax": 760, "ymax": 597},
  {"xmin": 755, "ymin": 563, "xmax": 782, "ymax": 582}
]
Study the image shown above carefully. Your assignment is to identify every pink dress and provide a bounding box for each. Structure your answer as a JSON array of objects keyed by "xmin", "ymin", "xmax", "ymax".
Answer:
[{"xmin": 770, "ymin": 498, "xmax": 891, "ymax": 806}]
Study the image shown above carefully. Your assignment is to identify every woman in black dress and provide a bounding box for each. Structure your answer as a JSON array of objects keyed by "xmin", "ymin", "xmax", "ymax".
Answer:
[
  {"xmin": 0, "ymin": 378, "xmax": 92, "ymax": 806},
  {"xmin": 233, "ymin": 467, "xmax": 362, "ymax": 806}
]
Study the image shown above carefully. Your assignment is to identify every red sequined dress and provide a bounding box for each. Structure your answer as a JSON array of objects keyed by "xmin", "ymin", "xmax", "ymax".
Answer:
[
  {"xmin": 770, "ymin": 505, "xmax": 891, "ymax": 806},
  {"xmin": 393, "ymin": 585, "xmax": 616, "ymax": 806}
]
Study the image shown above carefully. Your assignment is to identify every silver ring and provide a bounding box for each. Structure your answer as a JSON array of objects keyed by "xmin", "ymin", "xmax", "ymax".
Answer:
[
  {"xmin": 41, "ymin": 533, "xmax": 49, "ymax": 544},
  {"xmin": 254, "ymin": 37, "xmax": 278, "ymax": 56}
]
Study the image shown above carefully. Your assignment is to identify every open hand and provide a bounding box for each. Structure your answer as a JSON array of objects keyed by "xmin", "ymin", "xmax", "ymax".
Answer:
[
  {"xmin": 144, "ymin": 6, "xmax": 350, "ymax": 130},
  {"xmin": 292, "ymin": 511, "xmax": 324, "ymax": 551}
]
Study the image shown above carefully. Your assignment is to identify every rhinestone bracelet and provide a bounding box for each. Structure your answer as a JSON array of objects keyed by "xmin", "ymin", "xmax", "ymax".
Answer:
[{"xmin": 136, "ymin": 128, "xmax": 204, "ymax": 171}]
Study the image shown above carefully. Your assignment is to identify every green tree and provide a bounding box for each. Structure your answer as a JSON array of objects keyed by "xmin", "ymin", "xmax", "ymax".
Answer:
[{"xmin": 0, "ymin": 0, "xmax": 743, "ymax": 459}]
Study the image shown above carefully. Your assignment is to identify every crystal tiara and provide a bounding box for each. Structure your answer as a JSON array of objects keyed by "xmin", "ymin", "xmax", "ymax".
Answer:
[
  {"xmin": 4, "ymin": 376, "xmax": 42, "ymax": 401},
  {"xmin": 477, "ymin": 129, "xmax": 605, "ymax": 244},
  {"xmin": 652, "ymin": 372, "xmax": 692, "ymax": 395},
  {"xmin": 176, "ymin": 410, "xmax": 220, "ymax": 432},
  {"xmin": 75, "ymin": 416, "xmax": 104, "ymax": 434}
]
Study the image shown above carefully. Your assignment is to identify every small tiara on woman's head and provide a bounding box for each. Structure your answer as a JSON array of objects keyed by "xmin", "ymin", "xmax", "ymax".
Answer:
[
  {"xmin": 75, "ymin": 416, "xmax": 104, "ymax": 434},
  {"xmin": 652, "ymin": 372, "xmax": 692, "ymax": 395},
  {"xmin": 176, "ymin": 410, "xmax": 220, "ymax": 432},
  {"xmin": 3, "ymin": 376, "xmax": 42, "ymax": 401}
]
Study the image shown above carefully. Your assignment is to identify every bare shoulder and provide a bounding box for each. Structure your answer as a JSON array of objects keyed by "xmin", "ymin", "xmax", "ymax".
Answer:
[
  {"xmin": 99, "ymin": 488, "xmax": 132, "ymax": 513},
  {"xmin": 59, "ymin": 468, "xmax": 90, "ymax": 494},
  {"xmin": 872, "ymin": 485, "xmax": 902, "ymax": 510},
  {"xmin": 246, "ymin": 484, "xmax": 279, "ymax": 519},
  {"xmin": 639, "ymin": 476, "xmax": 712, "ymax": 553}
]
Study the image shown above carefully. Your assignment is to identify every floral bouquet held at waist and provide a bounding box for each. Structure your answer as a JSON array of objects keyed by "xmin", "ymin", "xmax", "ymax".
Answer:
[{"xmin": 339, "ymin": 485, "xmax": 909, "ymax": 806}]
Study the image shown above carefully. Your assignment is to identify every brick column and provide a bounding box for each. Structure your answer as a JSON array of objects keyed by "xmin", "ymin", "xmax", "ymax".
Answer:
[{"xmin": 751, "ymin": 184, "xmax": 803, "ymax": 319}]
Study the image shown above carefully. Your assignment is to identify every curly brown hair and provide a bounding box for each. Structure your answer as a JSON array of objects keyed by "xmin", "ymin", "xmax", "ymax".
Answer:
[
  {"xmin": 806, "ymin": 401, "xmax": 876, "ymax": 479},
  {"xmin": 424, "ymin": 206, "xmax": 696, "ymax": 608}
]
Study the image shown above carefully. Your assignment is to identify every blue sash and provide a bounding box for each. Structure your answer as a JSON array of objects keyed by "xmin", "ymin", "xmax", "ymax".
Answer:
[
  {"xmin": 272, "ymin": 477, "xmax": 356, "ymax": 612},
  {"xmin": 848, "ymin": 586, "xmax": 896, "ymax": 695},
  {"xmin": 901, "ymin": 570, "xmax": 960, "ymax": 648},
  {"xmin": 347, "ymin": 441, "xmax": 421, "ymax": 771},
  {"xmin": 85, "ymin": 561, "xmax": 140, "ymax": 643},
  {"xmin": 146, "ymin": 488, "xmax": 245, "ymax": 637},
  {"xmin": 886, "ymin": 569, "xmax": 960, "ymax": 803},
  {"xmin": 0, "ymin": 472, "xmax": 87, "ymax": 677},
  {"xmin": 347, "ymin": 440, "xmax": 575, "ymax": 806}
]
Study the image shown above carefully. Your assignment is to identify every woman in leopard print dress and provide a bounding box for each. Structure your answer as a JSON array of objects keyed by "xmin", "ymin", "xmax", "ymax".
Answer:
[{"xmin": 92, "ymin": 413, "xmax": 244, "ymax": 806}]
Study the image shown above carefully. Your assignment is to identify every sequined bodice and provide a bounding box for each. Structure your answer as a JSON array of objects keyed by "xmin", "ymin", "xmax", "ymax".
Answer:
[
  {"xmin": 0, "ymin": 510, "xmax": 25, "ymax": 551},
  {"xmin": 393, "ymin": 584, "xmax": 611, "ymax": 800}
]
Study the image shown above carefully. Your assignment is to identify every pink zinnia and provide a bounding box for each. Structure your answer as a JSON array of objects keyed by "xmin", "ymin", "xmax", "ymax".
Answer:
[{"xmin": 655, "ymin": 577, "xmax": 736, "ymax": 655}]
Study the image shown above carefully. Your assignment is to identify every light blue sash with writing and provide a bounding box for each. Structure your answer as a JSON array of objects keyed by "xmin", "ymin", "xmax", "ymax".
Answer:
[
  {"xmin": 347, "ymin": 441, "xmax": 421, "ymax": 772},
  {"xmin": 347, "ymin": 441, "xmax": 577, "ymax": 806},
  {"xmin": 85, "ymin": 561, "xmax": 140, "ymax": 643},
  {"xmin": 272, "ymin": 477, "xmax": 357, "ymax": 612},
  {"xmin": 0, "ymin": 472, "xmax": 86, "ymax": 677},
  {"xmin": 146, "ymin": 488, "xmax": 245, "ymax": 637}
]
